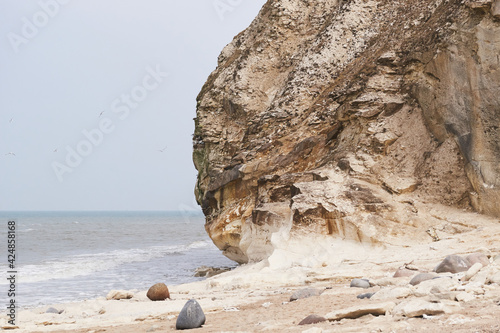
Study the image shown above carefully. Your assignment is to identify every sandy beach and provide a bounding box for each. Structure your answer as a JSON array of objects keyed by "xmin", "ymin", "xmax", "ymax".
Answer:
[{"xmin": 3, "ymin": 208, "xmax": 500, "ymax": 333}]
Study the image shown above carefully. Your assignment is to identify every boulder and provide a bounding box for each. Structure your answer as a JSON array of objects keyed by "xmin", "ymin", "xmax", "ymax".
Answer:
[
  {"xmin": 147, "ymin": 283, "xmax": 170, "ymax": 301},
  {"xmin": 290, "ymin": 288, "xmax": 323, "ymax": 302},
  {"xmin": 409, "ymin": 273, "xmax": 438, "ymax": 286},
  {"xmin": 298, "ymin": 314, "xmax": 327, "ymax": 325},
  {"xmin": 466, "ymin": 253, "xmax": 490, "ymax": 267},
  {"xmin": 176, "ymin": 299, "xmax": 206, "ymax": 330},
  {"xmin": 434, "ymin": 255, "xmax": 471, "ymax": 274},
  {"xmin": 106, "ymin": 290, "xmax": 133, "ymax": 300},
  {"xmin": 349, "ymin": 279, "xmax": 371, "ymax": 289},
  {"xmin": 326, "ymin": 302, "xmax": 396, "ymax": 321}
]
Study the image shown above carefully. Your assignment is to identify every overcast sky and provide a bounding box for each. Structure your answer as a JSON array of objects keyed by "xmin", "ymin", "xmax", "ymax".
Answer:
[{"xmin": 0, "ymin": 0, "xmax": 267, "ymax": 211}]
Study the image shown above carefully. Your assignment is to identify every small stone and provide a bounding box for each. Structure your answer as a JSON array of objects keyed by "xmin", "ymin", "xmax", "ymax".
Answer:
[
  {"xmin": 414, "ymin": 277, "xmax": 457, "ymax": 297},
  {"xmin": 45, "ymin": 307, "xmax": 63, "ymax": 314},
  {"xmin": 463, "ymin": 263, "xmax": 484, "ymax": 281},
  {"xmin": 409, "ymin": 273, "xmax": 438, "ymax": 286},
  {"xmin": 176, "ymin": 299, "xmax": 206, "ymax": 330},
  {"xmin": 357, "ymin": 292, "xmax": 375, "ymax": 299},
  {"xmin": 371, "ymin": 287, "xmax": 412, "ymax": 300},
  {"xmin": 298, "ymin": 314, "xmax": 327, "ymax": 325},
  {"xmin": 106, "ymin": 290, "xmax": 134, "ymax": 300},
  {"xmin": 393, "ymin": 299, "xmax": 456, "ymax": 318},
  {"xmin": 290, "ymin": 288, "xmax": 323, "ymax": 301},
  {"xmin": 393, "ymin": 268, "xmax": 418, "ymax": 278},
  {"xmin": 434, "ymin": 255, "xmax": 471, "ymax": 274},
  {"xmin": 147, "ymin": 283, "xmax": 170, "ymax": 301},
  {"xmin": 456, "ymin": 292, "xmax": 475, "ymax": 302},
  {"xmin": 466, "ymin": 253, "xmax": 489, "ymax": 267},
  {"xmin": 326, "ymin": 302, "xmax": 396, "ymax": 321},
  {"xmin": 350, "ymin": 278, "xmax": 371, "ymax": 289}
]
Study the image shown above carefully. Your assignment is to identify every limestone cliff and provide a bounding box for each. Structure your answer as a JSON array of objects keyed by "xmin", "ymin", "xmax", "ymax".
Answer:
[{"xmin": 193, "ymin": 0, "xmax": 500, "ymax": 264}]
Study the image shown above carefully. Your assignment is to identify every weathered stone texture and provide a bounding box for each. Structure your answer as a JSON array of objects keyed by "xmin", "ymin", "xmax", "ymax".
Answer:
[{"xmin": 194, "ymin": 0, "xmax": 500, "ymax": 263}]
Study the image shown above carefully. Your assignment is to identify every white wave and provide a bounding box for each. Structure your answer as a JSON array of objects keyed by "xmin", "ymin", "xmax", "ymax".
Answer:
[{"xmin": 1, "ymin": 241, "xmax": 210, "ymax": 284}]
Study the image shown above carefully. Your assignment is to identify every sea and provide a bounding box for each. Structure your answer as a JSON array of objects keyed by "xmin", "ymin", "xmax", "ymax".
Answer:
[{"xmin": 0, "ymin": 211, "xmax": 235, "ymax": 309}]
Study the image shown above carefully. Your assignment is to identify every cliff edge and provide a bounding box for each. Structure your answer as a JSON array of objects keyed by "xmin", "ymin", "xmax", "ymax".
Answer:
[{"xmin": 193, "ymin": 0, "xmax": 500, "ymax": 264}]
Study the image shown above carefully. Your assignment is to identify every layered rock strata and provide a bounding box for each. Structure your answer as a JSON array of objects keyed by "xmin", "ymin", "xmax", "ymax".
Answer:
[{"xmin": 193, "ymin": 0, "xmax": 500, "ymax": 263}]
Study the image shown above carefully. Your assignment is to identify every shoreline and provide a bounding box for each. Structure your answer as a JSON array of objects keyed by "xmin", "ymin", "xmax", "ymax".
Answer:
[{"xmin": 3, "ymin": 210, "xmax": 500, "ymax": 332}]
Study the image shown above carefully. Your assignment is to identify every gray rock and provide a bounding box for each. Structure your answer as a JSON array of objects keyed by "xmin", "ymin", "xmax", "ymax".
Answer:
[
  {"xmin": 466, "ymin": 253, "xmax": 490, "ymax": 267},
  {"xmin": 298, "ymin": 314, "xmax": 327, "ymax": 325},
  {"xmin": 356, "ymin": 292, "xmax": 375, "ymax": 299},
  {"xmin": 326, "ymin": 302, "xmax": 396, "ymax": 321},
  {"xmin": 409, "ymin": 273, "xmax": 438, "ymax": 286},
  {"xmin": 176, "ymin": 299, "xmax": 206, "ymax": 330},
  {"xmin": 290, "ymin": 288, "xmax": 323, "ymax": 301},
  {"xmin": 350, "ymin": 278, "xmax": 371, "ymax": 289},
  {"xmin": 434, "ymin": 255, "xmax": 471, "ymax": 274},
  {"xmin": 45, "ymin": 307, "xmax": 63, "ymax": 314},
  {"xmin": 413, "ymin": 277, "xmax": 458, "ymax": 297}
]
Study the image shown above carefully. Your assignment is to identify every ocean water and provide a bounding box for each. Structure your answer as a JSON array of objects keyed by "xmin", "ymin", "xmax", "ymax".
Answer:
[{"xmin": 0, "ymin": 211, "xmax": 235, "ymax": 309}]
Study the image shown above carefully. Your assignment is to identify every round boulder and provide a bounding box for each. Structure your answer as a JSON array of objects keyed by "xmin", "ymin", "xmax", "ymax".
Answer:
[
  {"xmin": 147, "ymin": 283, "xmax": 170, "ymax": 301},
  {"xmin": 176, "ymin": 299, "xmax": 205, "ymax": 330},
  {"xmin": 434, "ymin": 255, "xmax": 471, "ymax": 274}
]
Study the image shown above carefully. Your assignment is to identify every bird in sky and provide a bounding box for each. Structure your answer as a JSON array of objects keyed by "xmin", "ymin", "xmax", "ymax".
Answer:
[
  {"xmin": 99, "ymin": 110, "xmax": 105, "ymax": 117},
  {"xmin": 158, "ymin": 145, "xmax": 168, "ymax": 153},
  {"xmin": 53, "ymin": 148, "xmax": 58, "ymax": 153},
  {"xmin": 9, "ymin": 118, "xmax": 13, "ymax": 123},
  {"xmin": 5, "ymin": 152, "xmax": 16, "ymax": 156}
]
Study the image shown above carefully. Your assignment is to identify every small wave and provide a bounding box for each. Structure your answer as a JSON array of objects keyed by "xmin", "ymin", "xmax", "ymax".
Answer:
[{"xmin": 1, "ymin": 241, "xmax": 212, "ymax": 284}]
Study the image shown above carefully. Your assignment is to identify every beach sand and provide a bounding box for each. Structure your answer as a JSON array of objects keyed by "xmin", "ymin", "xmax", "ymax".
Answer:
[{"xmin": 4, "ymin": 208, "xmax": 500, "ymax": 332}]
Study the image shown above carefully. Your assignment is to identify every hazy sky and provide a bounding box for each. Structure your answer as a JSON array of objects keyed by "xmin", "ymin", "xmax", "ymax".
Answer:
[{"xmin": 0, "ymin": 0, "xmax": 267, "ymax": 211}]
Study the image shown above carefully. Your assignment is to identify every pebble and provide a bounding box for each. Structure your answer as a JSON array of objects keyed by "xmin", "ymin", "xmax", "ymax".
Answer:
[
  {"xmin": 45, "ymin": 307, "xmax": 62, "ymax": 314},
  {"xmin": 176, "ymin": 299, "xmax": 206, "ymax": 330},
  {"xmin": 350, "ymin": 278, "xmax": 371, "ymax": 289},
  {"xmin": 357, "ymin": 292, "xmax": 375, "ymax": 299}
]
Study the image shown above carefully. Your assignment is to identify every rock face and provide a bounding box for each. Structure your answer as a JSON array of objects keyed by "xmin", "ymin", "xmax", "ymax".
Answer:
[{"xmin": 193, "ymin": 0, "xmax": 500, "ymax": 263}]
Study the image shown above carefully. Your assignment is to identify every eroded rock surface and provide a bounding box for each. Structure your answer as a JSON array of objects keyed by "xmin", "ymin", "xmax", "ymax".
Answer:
[{"xmin": 193, "ymin": 0, "xmax": 500, "ymax": 263}]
